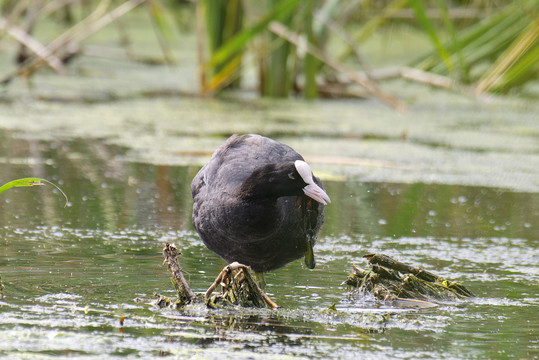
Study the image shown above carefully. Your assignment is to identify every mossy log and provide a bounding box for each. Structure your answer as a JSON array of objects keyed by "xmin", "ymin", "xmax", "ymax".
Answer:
[{"xmin": 343, "ymin": 253, "xmax": 474, "ymax": 303}]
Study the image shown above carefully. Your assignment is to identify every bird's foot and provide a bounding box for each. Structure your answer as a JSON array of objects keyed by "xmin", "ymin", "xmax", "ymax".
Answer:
[{"xmin": 205, "ymin": 262, "xmax": 279, "ymax": 309}]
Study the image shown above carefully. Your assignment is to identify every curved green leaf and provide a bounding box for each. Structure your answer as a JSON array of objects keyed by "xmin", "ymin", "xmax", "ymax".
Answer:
[{"xmin": 0, "ymin": 178, "xmax": 68, "ymax": 207}]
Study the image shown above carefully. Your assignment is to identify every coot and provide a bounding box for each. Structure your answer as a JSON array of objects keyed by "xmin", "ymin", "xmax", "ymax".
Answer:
[{"xmin": 191, "ymin": 134, "xmax": 330, "ymax": 273}]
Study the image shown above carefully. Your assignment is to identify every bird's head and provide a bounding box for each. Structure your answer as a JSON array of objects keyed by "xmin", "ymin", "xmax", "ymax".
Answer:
[
  {"xmin": 242, "ymin": 160, "xmax": 331, "ymax": 205},
  {"xmin": 293, "ymin": 160, "xmax": 331, "ymax": 205}
]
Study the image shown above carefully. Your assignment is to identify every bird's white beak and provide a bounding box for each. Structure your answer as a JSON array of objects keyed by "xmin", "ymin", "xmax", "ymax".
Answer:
[
  {"xmin": 295, "ymin": 160, "xmax": 331, "ymax": 205},
  {"xmin": 302, "ymin": 183, "xmax": 331, "ymax": 205}
]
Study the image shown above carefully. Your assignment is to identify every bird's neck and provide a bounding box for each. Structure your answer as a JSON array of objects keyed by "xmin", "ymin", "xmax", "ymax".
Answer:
[
  {"xmin": 230, "ymin": 183, "xmax": 282, "ymax": 236},
  {"xmin": 237, "ymin": 177, "xmax": 276, "ymax": 202}
]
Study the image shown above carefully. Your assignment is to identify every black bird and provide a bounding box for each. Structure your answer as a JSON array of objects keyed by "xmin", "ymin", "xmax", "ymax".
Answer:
[{"xmin": 191, "ymin": 134, "xmax": 330, "ymax": 273}]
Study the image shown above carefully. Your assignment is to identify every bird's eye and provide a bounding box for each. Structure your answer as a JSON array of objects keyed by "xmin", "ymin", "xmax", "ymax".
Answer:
[{"xmin": 288, "ymin": 172, "xmax": 296, "ymax": 180}]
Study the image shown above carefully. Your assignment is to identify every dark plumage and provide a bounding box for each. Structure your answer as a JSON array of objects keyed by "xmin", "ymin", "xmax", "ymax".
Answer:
[{"xmin": 191, "ymin": 134, "xmax": 330, "ymax": 273}]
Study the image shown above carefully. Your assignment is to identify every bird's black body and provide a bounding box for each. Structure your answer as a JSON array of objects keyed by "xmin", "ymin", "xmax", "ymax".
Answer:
[{"xmin": 191, "ymin": 134, "xmax": 326, "ymax": 273}]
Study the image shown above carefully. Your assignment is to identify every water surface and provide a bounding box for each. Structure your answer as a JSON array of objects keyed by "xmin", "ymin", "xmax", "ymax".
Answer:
[{"xmin": 1, "ymin": 135, "xmax": 537, "ymax": 359}]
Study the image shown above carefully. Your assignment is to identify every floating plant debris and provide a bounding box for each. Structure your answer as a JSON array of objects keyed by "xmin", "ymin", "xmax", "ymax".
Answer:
[{"xmin": 344, "ymin": 253, "xmax": 474, "ymax": 305}]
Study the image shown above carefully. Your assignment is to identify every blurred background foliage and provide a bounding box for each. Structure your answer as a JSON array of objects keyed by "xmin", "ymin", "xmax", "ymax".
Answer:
[{"xmin": 0, "ymin": 0, "xmax": 537, "ymax": 103}]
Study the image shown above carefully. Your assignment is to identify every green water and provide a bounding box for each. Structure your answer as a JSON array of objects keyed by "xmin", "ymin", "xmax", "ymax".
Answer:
[
  {"xmin": 0, "ymin": 5, "xmax": 538, "ymax": 357},
  {"xmin": 0, "ymin": 134, "xmax": 537, "ymax": 359}
]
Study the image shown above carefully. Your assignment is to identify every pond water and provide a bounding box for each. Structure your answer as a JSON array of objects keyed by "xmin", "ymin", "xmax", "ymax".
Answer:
[{"xmin": 0, "ymin": 134, "xmax": 537, "ymax": 359}]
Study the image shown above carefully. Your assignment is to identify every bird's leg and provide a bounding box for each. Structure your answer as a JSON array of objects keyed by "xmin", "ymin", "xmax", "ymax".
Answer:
[
  {"xmin": 205, "ymin": 262, "xmax": 279, "ymax": 309},
  {"xmin": 204, "ymin": 262, "xmax": 246, "ymax": 299},
  {"xmin": 205, "ymin": 264, "xmax": 231, "ymax": 299}
]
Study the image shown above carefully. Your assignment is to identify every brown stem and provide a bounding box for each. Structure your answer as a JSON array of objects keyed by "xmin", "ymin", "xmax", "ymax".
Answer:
[{"xmin": 162, "ymin": 242, "xmax": 196, "ymax": 303}]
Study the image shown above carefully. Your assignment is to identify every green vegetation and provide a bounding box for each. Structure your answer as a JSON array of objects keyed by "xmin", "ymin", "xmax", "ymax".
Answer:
[
  {"xmin": 0, "ymin": 178, "xmax": 68, "ymax": 206},
  {"xmin": 410, "ymin": 0, "xmax": 539, "ymax": 94},
  {"xmin": 344, "ymin": 253, "xmax": 474, "ymax": 304},
  {"xmin": 201, "ymin": 0, "xmax": 244, "ymax": 91},
  {"xmin": 0, "ymin": 0, "xmax": 537, "ymax": 101}
]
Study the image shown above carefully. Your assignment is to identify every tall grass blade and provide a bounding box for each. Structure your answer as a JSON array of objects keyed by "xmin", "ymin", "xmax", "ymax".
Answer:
[
  {"xmin": 204, "ymin": 54, "xmax": 243, "ymax": 93},
  {"xmin": 196, "ymin": 1, "xmax": 206, "ymax": 91},
  {"xmin": 146, "ymin": 0, "xmax": 178, "ymax": 65},
  {"xmin": 303, "ymin": 0, "xmax": 318, "ymax": 99},
  {"xmin": 269, "ymin": 21, "xmax": 405, "ymax": 110},
  {"xmin": 262, "ymin": 0, "xmax": 297, "ymax": 97},
  {"xmin": 203, "ymin": 0, "xmax": 224, "ymax": 53},
  {"xmin": 410, "ymin": 0, "xmax": 537, "ymax": 94},
  {"xmin": 336, "ymin": 0, "xmax": 408, "ymax": 63},
  {"xmin": 476, "ymin": 18, "xmax": 539, "ymax": 93},
  {"xmin": 203, "ymin": 0, "xmax": 301, "ymax": 94},
  {"xmin": 408, "ymin": 0, "xmax": 453, "ymax": 72},
  {"xmin": 434, "ymin": 0, "xmax": 466, "ymax": 80},
  {"xmin": 432, "ymin": 12, "xmax": 524, "ymax": 74},
  {"xmin": 490, "ymin": 45, "xmax": 539, "ymax": 91},
  {"xmin": 355, "ymin": 0, "xmax": 408, "ymax": 43},
  {"xmin": 202, "ymin": 0, "xmax": 244, "ymax": 91}
]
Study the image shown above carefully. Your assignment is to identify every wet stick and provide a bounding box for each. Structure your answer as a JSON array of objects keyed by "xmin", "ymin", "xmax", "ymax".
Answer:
[{"xmin": 162, "ymin": 243, "xmax": 195, "ymax": 304}]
